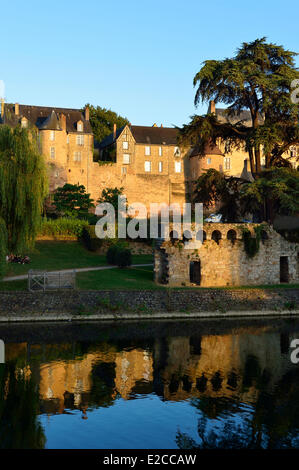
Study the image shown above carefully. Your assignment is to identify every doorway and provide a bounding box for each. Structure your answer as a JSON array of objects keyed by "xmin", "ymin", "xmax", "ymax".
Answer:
[
  {"xmin": 190, "ymin": 261, "xmax": 201, "ymax": 285},
  {"xmin": 280, "ymin": 256, "xmax": 289, "ymax": 283}
]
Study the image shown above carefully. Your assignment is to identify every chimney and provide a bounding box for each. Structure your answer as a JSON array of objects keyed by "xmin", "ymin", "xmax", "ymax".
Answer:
[
  {"xmin": 113, "ymin": 123, "xmax": 117, "ymax": 140},
  {"xmin": 85, "ymin": 106, "xmax": 89, "ymax": 121},
  {"xmin": 160, "ymin": 124, "xmax": 163, "ymax": 127},
  {"xmin": 60, "ymin": 113, "xmax": 66, "ymax": 131},
  {"xmin": 209, "ymin": 100, "xmax": 216, "ymax": 114},
  {"xmin": 15, "ymin": 103, "xmax": 19, "ymax": 115},
  {"xmin": 0, "ymin": 99, "xmax": 4, "ymax": 118}
]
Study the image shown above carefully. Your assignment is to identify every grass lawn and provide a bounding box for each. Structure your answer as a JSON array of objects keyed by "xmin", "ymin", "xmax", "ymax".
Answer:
[{"xmin": 4, "ymin": 241, "xmax": 153, "ymax": 277}]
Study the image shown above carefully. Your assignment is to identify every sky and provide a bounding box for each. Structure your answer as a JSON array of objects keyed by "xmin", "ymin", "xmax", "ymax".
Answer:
[{"xmin": 1, "ymin": 0, "xmax": 298, "ymax": 127}]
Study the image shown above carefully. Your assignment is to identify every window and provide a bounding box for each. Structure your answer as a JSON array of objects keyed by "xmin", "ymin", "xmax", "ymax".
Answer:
[
  {"xmin": 225, "ymin": 141, "xmax": 231, "ymax": 153},
  {"xmin": 121, "ymin": 166, "xmax": 127, "ymax": 175},
  {"xmin": 290, "ymin": 146, "xmax": 297, "ymax": 158},
  {"xmin": 207, "ymin": 157, "xmax": 211, "ymax": 164},
  {"xmin": 145, "ymin": 146, "xmax": 151, "ymax": 156},
  {"xmin": 175, "ymin": 161, "xmax": 181, "ymax": 173},
  {"xmin": 123, "ymin": 153, "xmax": 130, "ymax": 164},
  {"xmin": 50, "ymin": 131, "xmax": 55, "ymax": 141},
  {"xmin": 174, "ymin": 146, "xmax": 181, "ymax": 156},
  {"xmin": 224, "ymin": 157, "xmax": 231, "ymax": 170},
  {"xmin": 123, "ymin": 141, "xmax": 129, "ymax": 150},
  {"xmin": 76, "ymin": 135, "xmax": 84, "ymax": 146},
  {"xmin": 50, "ymin": 147, "xmax": 55, "ymax": 159},
  {"xmin": 159, "ymin": 146, "xmax": 163, "ymax": 156},
  {"xmin": 158, "ymin": 161, "xmax": 163, "ymax": 173},
  {"xmin": 73, "ymin": 151, "xmax": 81, "ymax": 161},
  {"xmin": 67, "ymin": 135, "xmax": 69, "ymax": 144},
  {"xmin": 145, "ymin": 161, "xmax": 151, "ymax": 172},
  {"xmin": 77, "ymin": 122, "xmax": 83, "ymax": 132},
  {"xmin": 21, "ymin": 118, "xmax": 28, "ymax": 129}
]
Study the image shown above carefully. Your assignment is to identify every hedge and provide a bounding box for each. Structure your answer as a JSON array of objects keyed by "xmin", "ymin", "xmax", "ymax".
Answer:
[{"xmin": 40, "ymin": 218, "xmax": 89, "ymax": 238}]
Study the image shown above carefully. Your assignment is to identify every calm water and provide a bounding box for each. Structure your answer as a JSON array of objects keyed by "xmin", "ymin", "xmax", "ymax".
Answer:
[{"xmin": 0, "ymin": 317, "xmax": 299, "ymax": 449}]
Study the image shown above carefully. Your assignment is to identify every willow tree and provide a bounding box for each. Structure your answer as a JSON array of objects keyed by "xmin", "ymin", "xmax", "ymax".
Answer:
[
  {"xmin": 180, "ymin": 38, "xmax": 299, "ymax": 176},
  {"xmin": 0, "ymin": 125, "xmax": 48, "ymax": 265}
]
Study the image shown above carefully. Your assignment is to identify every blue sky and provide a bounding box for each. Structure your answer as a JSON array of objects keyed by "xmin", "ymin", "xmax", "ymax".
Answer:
[{"xmin": 1, "ymin": 0, "xmax": 298, "ymax": 127}]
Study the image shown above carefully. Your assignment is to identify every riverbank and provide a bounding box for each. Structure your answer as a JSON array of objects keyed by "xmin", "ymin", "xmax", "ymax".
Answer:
[{"xmin": 0, "ymin": 287, "xmax": 298, "ymax": 321}]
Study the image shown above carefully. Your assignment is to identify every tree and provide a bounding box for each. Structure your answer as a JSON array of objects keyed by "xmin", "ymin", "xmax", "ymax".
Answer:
[
  {"xmin": 53, "ymin": 183, "xmax": 94, "ymax": 218},
  {"xmin": 180, "ymin": 38, "xmax": 299, "ymax": 176},
  {"xmin": 193, "ymin": 167, "xmax": 299, "ymax": 223},
  {"xmin": 97, "ymin": 187, "xmax": 126, "ymax": 218},
  {"xmin": 0, "ymin": 126, "xmax": 48, "ymax": 264},
  {"xmin": 240, "ymin": 167, "xmax": 299, "ymax": 222},
  {"xmin": 193, "ymin": 169, "xmax": 241, "ymax": 222},
  {"xmin": 85, "ymin": 104, "xmax": 129, "ymax": 144}
]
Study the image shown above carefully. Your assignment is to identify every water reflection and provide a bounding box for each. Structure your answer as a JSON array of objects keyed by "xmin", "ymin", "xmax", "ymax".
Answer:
[{"xmin": 0, "ymin": 318, "xmax": 299, "ymax": 448}]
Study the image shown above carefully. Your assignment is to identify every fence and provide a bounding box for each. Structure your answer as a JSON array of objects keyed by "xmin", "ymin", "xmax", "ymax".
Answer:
[{"xmin": 28, "ymin": 270, "xmax": 76, "ymax": 292}]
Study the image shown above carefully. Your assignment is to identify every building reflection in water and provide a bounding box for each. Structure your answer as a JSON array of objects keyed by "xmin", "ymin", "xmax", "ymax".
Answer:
[{"xmin": 1, "ymin": 321, "xmax": 299, "ymax": 448}]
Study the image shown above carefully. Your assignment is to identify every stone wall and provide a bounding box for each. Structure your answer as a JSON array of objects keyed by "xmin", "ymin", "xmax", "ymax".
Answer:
[
  {"xmin": 154, "ymin": 223, "xmax": 299, "ymax": 287},
  {"xmin": 0, "ymin": 288, "xmax": 298, "ymax": 317}
]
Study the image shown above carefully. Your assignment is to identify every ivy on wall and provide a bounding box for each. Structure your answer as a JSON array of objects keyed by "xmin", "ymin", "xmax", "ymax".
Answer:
[{"xmin": 242, "ymin": 225, "xmax": 265, "ymax": 258}]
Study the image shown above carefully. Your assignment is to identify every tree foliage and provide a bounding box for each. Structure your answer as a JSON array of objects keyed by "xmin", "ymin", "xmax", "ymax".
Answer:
[
  {"xmin": 193, "ymin": 167, "xmax": 299, "ymax": 223},
  {"xmin": 53, "ymin": 183, "xmax": 94, "ymax": 218},
  {"xmin": 180, "ymin": 38, "xmax": 299, "ymax": 175},
  {"xmin": 97, "ymin": 187, "xmax": 125, "ymax": 213},
  {"xmin": 193, "ymin": 169, "xmax": 241, "ymax": 222},
  {"xmin": 240, "ymin": 167, "xmax": 299, "ymax": 221},
  {"xmin": 0, "ymin": 125, "xmax": 48, "ymax": 258},
  {"xmin": 85, "ymin": 104, "xmax": 129, "ymax": 144}
]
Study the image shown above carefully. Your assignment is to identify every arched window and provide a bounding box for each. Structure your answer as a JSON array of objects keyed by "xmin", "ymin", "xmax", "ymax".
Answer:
[
  {"xmin": 196, "ymin": 230, "xmax": 206, "ymax": 242},
  {"xmin": 227, "ymin": 229, "xmax": 237, "ymax": 244},
  {"xmin": 212, "ymin": 230, "xmax": 222, "ymax": 244}
]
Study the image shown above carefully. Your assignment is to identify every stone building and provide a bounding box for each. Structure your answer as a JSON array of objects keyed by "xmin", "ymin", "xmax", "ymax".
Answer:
[
  {"xmin": 0, "ymin": 101, "xmax": 297, "ymax": 210},
  {"xmin": 0, "ymin": 102, "xmax": 94, "ymax": 195},
  {"xmin": 188, "ymin": 101, "xmax": 299, "ymax": 189},
  {"xmin": 154, "ymin": 223, "xmax": 299, "ymax": 287},
  {"xmin": 97, "ymin": 123, "xmax": 188, "ymax": 208}
]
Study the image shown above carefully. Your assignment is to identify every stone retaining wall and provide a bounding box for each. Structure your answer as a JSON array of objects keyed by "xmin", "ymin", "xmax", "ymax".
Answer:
[{"xmin": 0, "ymin": 288, "xmax": 298, "ymax": 317}]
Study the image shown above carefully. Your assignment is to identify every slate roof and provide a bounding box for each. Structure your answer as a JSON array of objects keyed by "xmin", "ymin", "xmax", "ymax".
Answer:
[
  {"xmin": 215, "ymin": 108, "xmax": 264, "ymax": 126},
  {"xmin": 2, "ymin": 104, "xmax": 92, "ymax": 134},
  {"xmin": 98, "ymin": 124, "xmax": 179, "ymax": 149},
  {"xmin": 190, "ymin": 142, "xmax": 223, "ymax": 157}
]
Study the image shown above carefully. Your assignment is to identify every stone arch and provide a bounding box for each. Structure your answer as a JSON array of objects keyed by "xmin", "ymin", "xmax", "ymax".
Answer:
[
  {"xmin": 212, "ymin": 230, "xmax": 222, "ymax": 244},
  {"xmin": 183, "ymin": 230, "xmax": 192, "ymax": 243},
  {"xmin": 169, "ymin": 230, "xmax": 179, "ymax": 245},
  {"xmin": 261, "ymin": 230, "xmax": 269, "ymax": 243},
  {"xmin": 227, "ymin": 229, "xmax": 237, "ymax": 245},
  {"xmin": 196, "ymin": 230, "xmax": 206, "ymax": 242}
]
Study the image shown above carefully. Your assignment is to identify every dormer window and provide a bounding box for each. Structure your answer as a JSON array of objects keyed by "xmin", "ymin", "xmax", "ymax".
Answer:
[
  {"xmin": 21, "ymin": 117, "xmax": 28, "ymax": 129},
  {"xmin": 77, "ymin": 121, "xmax": 83, "ymax": 132}
]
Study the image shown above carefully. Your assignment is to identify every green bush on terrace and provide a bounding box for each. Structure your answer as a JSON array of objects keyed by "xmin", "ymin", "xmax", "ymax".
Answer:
[{"xmin": 40, "ymin": 218, "xmax": 89, "ymax": 238}]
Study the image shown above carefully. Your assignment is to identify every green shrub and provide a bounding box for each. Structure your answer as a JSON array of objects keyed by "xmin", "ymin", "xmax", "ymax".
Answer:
[
  {"xmin": 116, "ymin": 248, "xmax": 132, "ymax": 268},
  {"xmin": 40, "ymin": 218, "xmax": 88, "ymax": 238},
  {"xmin": 81, "ymin": 226, "xmax": 102, "ymax": 251},
  {"xmin": 106, "ymin": 241, "xmax": 131, "ymax": 267},
  {"xmin": 106, "ymin": 244, "xmax": 119, "ymax": 264}
]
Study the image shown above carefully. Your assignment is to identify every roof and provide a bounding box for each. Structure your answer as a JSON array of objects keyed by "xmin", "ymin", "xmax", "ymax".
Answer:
[
  {"xmin": 2, "ymin": 104, "xmax": 93, "ymax": 134},
  {"xmin": 39, "ymin": 109, "xmax": 62, "ymax": 131},
  {"xmin": 215, "ymin": 108, "xmax": 264, "ymax": 126},
  {"xmin": 98, "ymin": 124, "xmax": 179, "ymax": 149},
  {"xmin": 130, "ymin": 125, "xmax": 178, "ymax": 145},
  {"xmin": 190, "ymin": 142, "xmax": 223, "ymax": 157}
]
